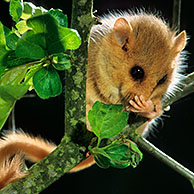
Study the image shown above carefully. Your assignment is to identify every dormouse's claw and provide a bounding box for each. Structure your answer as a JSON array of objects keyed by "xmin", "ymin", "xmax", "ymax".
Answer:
[
  {"xmin": 129, "ymin": 99, "xmax": 142, "ymax": 111},
  {"xmin": 129, "ymin": 95, "xmax": 154, "ymax": 113},
  {"xmin": 127, "ymin": 95, "xmax": 163, "ymax": 119},
  {"xmin": 125, "ymin": 106, "xmax": 130, "ymax": 112}
]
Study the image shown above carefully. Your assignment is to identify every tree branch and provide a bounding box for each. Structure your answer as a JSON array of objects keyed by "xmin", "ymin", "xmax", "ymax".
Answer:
[
  {"xmin": 64, "ymin": 0, "xmax": 95, "ymax": 139},
  {"xmin": 132, "ymin": 135, "xmax": 194, "ymax": 188},
  {"xmin": 172, "ymin": 0, "xmax": 181, "ymax": 31},
  {"xmin": 0, "ymin": 0, "xmax": 95, "ymax": 193},
  {"xmin": 0, "ymin": 141, "xmax": 86, "ymax": 193}
]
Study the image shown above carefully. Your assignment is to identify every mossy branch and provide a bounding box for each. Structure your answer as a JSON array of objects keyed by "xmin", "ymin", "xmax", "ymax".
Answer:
[
  {"xmin": 64, "ymin": 0, "xmax": 95, "ymax": 139},
  {"xmin": 0, "ymin": 140, "xmax": 86, "ymax": 194},
  {"xmin": 0, "ymin": 0, "xmax": 95, "ymax": 193}
]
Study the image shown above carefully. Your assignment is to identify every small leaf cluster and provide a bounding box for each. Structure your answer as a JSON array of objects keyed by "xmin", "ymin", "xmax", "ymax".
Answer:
[
  {"xmin": 0, "ymin": 0, "xmax": 81, "ymax": 129},
  {"xmin": 88, "ymin": 101, "xmax": 143, "ymax": 169}
]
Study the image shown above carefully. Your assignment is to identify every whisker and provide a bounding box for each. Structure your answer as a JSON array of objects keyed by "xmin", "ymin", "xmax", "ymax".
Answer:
[
  {"xmin": 161, "ymin": 113, "xmax": 170, "ymax": 118},
  {"xmin": 122, "ymin": 92, "xmax": 132, "ymax": 105}
]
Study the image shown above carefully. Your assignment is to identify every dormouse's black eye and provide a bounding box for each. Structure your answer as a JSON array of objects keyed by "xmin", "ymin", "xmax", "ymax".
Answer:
[
  {"xmin": 157, "ymin": 74, "xmax": 167, "ymax": 86},
  {"xmin": 130, "ymin": 66, "xmax": 145, "ymax": 81}
]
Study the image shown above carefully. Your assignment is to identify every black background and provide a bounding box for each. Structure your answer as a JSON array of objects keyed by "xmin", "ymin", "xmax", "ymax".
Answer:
[{"xmin": 0, "ymin": 0, "xmax": 194, "ymax": 194}]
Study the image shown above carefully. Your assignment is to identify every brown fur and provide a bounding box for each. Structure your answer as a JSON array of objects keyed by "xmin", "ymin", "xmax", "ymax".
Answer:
[
  {"xmin": 87, "ymin": 13, "xmax": 186, "ymax": 117},
  {"xmin": 0, "ymin": 131, "xmax": 56, "ymax": 163},
  {"xmin": 0, "ymin": 131, "xmax": 56, "ymax": 189},
  {"xmin": 0, "ymin": 153, "xmax": 28, "ymax": 189},
  {"xmin": 86, "ymin": 12, "xmax": 186, "ymax": 170},
  {"xmin": 0, "ymin": 12, "xmax": 187, "ymax": 189}
]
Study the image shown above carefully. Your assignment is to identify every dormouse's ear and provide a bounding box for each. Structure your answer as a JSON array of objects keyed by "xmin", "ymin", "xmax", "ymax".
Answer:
[
  {"xmin": 113, "ymin": 17, "xmax": 134, "ymax": 45},
  {"xmin": 173, "ymin": 30, "xmax": 187, "ymax": 54}
]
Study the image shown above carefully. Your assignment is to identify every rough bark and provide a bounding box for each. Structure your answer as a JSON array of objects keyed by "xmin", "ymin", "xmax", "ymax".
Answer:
[
  {"xmin": 0, "ymin": 0, "xmax": 94, "ymax": 193},
  {"xmin": 0, "ymin": 141, "xmax": 85, "ymax": 193},
  {"xmin": 64, "ymin": 0, "xmax": 94, "ymax": 139}
]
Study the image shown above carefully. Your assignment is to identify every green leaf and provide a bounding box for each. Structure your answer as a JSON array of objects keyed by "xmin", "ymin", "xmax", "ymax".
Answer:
[
  {"xmin": 0, "ymin": 63, "xmax": 30, "ymax": 85},
  {"xmin": 9, "ymin": 0, "xmax": 24, "ymax": 22},
  {"xmin": 92, "ymin": 141, "xmax": 131, "ymax": 169},
  {"xmin": 33, "ymin": 5, "xmax": 47, "ymax": 17},
  {"xmin": 52, "ymin": 53, "xmax": 71, "ymax": 70},
  {"xmin": 129, "ymin": 142, "xmax": 143, "ymax": 168},
  {"xmin": 92, "ymin": 148, "xmax": 111, "ymax": 169},
  {"xmin": 0, "ymin": 84, "xmax": 29, "ymax": 129},
  {"xmin": 0, "ymin": 22, "xmax": 6, "ymax": 47},
  {"xmin": 0, "ymin": 64, "xmax": 31, "ymax": 130},
  {"xmin": 0, "ymin": 98, "xmax": 15, "ymax": 130},
  {"xmin": 16, "ymin": 20, "xmax": 31, "ymax": 35},
  {"xmin": 6, "ymin": 51, "xmax": 35, "ymax": 68},
  {"xmin": 0, "ymin": 22, "xmax": 10, "ymax": 74},
  {"xmin": 55, "ymin": 27, "xmax": 81, "ymax": 51},
  {"xmin": 20, "ymin": 2, "xmax": 47, "ymax": 20},
  {"xmin": 103, "ymin": 141, "xmax": 131, "ymax": 168},
  {"xmin": 33, "ymin": 65, "xmax": 62, "ymax": 99},
  {"xmin": 16, "ymin": 31, "xmax": 46, "ymax": 59},
  {"xmin": 91, "ymin": 140, "xmax": 143, "ymax": 169},
  {"xmin": 20, "ymin": 2, "xmax": 34, "ymax": 20},
  {"xmin": 88, "ymin": 101, "xmax": 129, "ymax": 141},
  {"xmin": 48, "ymin": 9, "xmax": 68, "ymax": 28},
  {"xmin": 23, "ymin": 64, "xmax": 42, "ymax": 90},
  {"xmin": 0, "ymin": 85, "xmax": 29, "ymax": 101},
  {"xmin": 16, "ymin": 2, "xmax": 47, "ymax": 34},
  {"xmin": 20, "ymin": 1, "xmax": 47, "ymax": 22},
  {"xmin": 15, "ymin": 14, "xmax": 81, "ymax": 60},
  {"xmin": 3, "ymin": 26, "xmax": 19, "ymax": 50},
  {"xmin": 26, "ymin": 14, "xmax": 81, "ymax": 54}
]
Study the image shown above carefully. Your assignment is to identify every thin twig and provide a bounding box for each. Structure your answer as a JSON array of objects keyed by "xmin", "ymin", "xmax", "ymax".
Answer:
[
  {"xmin": 22, "ymin": 94, "xmax": 36, "ymax": 98},
  {"xmin": 172, "ymin": 0, "xmax": 181, "ymax": 31},
  {"xmin": 108, "ymin": 71, "xmax": 194, "ymax": 186},
  {"xmin": 163, "ymin": 72, "xmax": 194, "ymax": 107},
  {"xmin": 130, "ymin": 131, "xmax": 194, "ymax": 187},
  {"xmin": 8, "ymin": 106, "xmax": 16, "ymax": 133},
  {"xmin": 126, "ymin": 72, "xmax": 194, "ymax": 186}
]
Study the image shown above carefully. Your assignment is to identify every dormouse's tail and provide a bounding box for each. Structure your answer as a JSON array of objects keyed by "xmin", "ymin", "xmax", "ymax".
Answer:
[
  {"xmin": 0, "ymin": 153, "xmax": 28, "ymax": 189},
  {"xmin": 0, "ymin": 131, "xmax": 56, "ymax": 189},
  {"xmin": 0, "ymin": 130, "xmax": 95, "ymax": 189},
  {"xmin": 0, "ymin": 131, "xmax": 57, "ymax": 164}
]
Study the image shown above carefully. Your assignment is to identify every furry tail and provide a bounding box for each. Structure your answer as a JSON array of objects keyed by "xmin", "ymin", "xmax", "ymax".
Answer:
[
  {"xmin": 0, "ymin": 130, "xmax": 95, "ymax": 189},
  {"xmin": 0, "ymin": 131, "xmax": 56, "ymax": 189},
  {"xmin": 0, "ymin": 153, "xmax": 28, "ymax": 189},
  {"xmin": 0, "ymin": 131, "xmax": 57, "ymax": 164}
]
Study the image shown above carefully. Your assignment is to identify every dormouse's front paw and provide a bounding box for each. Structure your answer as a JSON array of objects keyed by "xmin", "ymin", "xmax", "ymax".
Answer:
[{"xmin": 125, "ymin": 95, "xmax": 163, "ymax": 120}]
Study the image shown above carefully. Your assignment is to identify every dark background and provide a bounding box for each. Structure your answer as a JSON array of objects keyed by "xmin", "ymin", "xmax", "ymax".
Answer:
[{"xmin": 0, "ymin": 0, "xmax": 194, "ymax": 194}]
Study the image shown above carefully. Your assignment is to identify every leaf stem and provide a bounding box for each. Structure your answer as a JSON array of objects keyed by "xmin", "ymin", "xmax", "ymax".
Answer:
[{"xmin": 97, "ymin": 138, "xmax": 101, "ymax": 147}]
